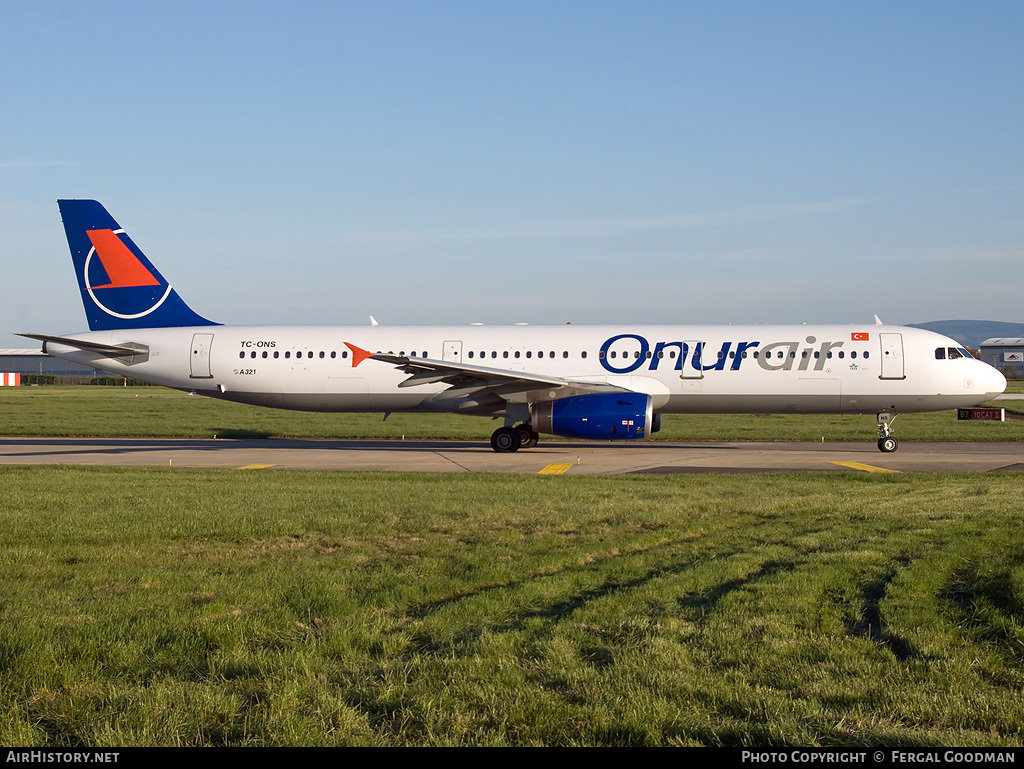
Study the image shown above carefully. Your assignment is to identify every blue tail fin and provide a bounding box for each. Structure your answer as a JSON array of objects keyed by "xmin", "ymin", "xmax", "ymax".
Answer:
[{"xmin": 58, "ymin": 199, "xmax": 218, "ymax": 330}]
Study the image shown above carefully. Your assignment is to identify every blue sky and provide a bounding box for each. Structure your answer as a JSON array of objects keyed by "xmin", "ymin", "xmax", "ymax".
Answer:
[{"xmin": 3, "ymin": 1, "xmax": 1022, "ymax": 344}]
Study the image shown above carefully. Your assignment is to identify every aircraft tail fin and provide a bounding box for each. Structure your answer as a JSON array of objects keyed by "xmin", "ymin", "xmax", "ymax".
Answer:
[{"xmin": 58, "ymin": 199, "xmax": 218, "ymax": 330}]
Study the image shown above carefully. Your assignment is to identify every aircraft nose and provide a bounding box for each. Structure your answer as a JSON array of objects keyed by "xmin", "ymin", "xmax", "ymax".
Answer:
[{"xmin": 981, "ymin": 364, "xmax": 1007, "ymax": 399}]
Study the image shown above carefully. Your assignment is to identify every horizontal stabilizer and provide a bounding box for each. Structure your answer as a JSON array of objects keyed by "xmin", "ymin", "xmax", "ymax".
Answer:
[{"xmin": 17, "ymin": 333, "xmax": 148, "ymax": 358}]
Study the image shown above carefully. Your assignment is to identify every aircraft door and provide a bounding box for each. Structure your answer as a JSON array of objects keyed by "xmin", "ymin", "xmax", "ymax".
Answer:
[
  {"xmin": 680, "ymin": 340, "xmax": 704, "ymax": 379},
  {"xmin": 190, "ymin": 333, "xmax": 214, "ymax": 379},
  {"xmin": 879, "ymin": 333, "xmax": 905, "ymax": 380},
  {"xmin": 442, "ymin": 340, "xmax": 463, "ymax": 362}
]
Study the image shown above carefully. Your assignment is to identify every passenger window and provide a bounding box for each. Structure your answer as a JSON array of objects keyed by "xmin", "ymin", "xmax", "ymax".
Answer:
[
  {"xmin": 581, "ymin": 351, "xmax": 587, "ymax": 359},
  {"xmin": 285, "ymin": 351, "xmax": 291, "ymax": 359},
  {"xmin": 239, "ymin": 351, "xmax": 245, "ymax": 359},
  {"xmin": 468, "ymin": 351, "xmax": 474, "ymax": 358}
]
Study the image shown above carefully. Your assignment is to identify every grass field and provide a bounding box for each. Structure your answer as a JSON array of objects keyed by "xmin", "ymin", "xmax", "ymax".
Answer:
[
  {"xmin": 1, "ymin": 467, "xmax": 1023, "ymax": 747},
  {"xmin": 2, "ymin": 385, "xmax": 1022, "ymax": 746},
  {"xmin": 2, "ymin": 384, "xmax": 1022, "ymax": 443}
]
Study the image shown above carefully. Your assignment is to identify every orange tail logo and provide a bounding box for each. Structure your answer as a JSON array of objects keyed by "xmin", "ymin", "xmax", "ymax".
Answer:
[{"xmin": 86, "ymin": 229, "xmax": 161, "ymax": 289}]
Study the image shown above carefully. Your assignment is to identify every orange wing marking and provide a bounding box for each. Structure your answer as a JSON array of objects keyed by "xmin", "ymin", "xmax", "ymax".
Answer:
[{"xmin": 344, "ymin": 342, "xmax": 375, "ymax": 367}]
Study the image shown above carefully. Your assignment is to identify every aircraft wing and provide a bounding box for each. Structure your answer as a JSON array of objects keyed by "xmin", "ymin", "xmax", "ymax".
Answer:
[{"xmin": 346, "ymin": 342, "xmax": 627, "ymax": 414}]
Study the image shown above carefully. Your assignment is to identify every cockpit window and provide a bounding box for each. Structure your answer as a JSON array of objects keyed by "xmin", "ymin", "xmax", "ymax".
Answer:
[
  {"xmin": 947, "ymin": 347, "xmax": 963, "ymax": 359},
  {"xmin": 935, "ymin": 348, "xmax": 946, "ymax": 360}
]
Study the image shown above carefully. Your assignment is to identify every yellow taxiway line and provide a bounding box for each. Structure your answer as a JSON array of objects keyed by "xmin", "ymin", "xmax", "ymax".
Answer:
[
  {"xmin": 538, "ymin": 463, "xmax": 574, "ymax": 475},
  {"xmin": 830, "ymin": 461, "xmax": 901, "ymax": 473}
]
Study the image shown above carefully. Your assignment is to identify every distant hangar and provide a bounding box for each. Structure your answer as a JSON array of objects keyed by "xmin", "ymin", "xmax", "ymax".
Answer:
[
  {"xmin": 0, "ymin": 348, "xmax": 101, "ymax": 380},
  {"xmin": 980, "ymin": 338, "xmax": 1024, "ymax": 376}
]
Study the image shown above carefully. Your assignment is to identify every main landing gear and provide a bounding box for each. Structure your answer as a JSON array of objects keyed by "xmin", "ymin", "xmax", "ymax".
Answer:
[
  {"xmin": 876, "ymin": 412, "xmax": 898, "ymax": 453},
  {"xmin": 490, "ymin": 423, "xmax": 539, "ymax": 453}
]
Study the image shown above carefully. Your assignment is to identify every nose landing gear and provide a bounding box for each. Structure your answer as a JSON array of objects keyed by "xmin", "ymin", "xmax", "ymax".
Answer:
[{"xmin": 877, "ymin": 412, "xmax": 898, "ymax": 452}]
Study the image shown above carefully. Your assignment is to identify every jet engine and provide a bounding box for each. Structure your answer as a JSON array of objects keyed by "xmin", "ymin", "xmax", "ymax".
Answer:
[{"xmin": 531, "ymin": 392, "xmax": 657, "ymax": 440}]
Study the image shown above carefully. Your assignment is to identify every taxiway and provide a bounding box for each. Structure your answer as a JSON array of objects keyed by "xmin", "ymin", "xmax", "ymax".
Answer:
[{"xmin": 1, "ymin": 437, "xmax": 1021, "ymax": 474}]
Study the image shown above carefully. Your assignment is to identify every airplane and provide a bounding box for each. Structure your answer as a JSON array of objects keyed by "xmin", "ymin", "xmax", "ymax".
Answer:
[{"xmin": 20, "ymin": 199, "xmax": 1007, "ymax": 453}]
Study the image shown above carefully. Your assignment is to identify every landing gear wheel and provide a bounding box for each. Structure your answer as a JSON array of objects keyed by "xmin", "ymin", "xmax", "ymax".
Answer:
[
  {"xmin": 876, "ymin": 412, "xmax": 898, "ymax": 453},
  {"xmin": 515, "ymin": 424, "xmax": 539, "ymax": 449},
  {"xmin": 491, "ymin": 426, "xmax": 520, "ymax": 453},
  {"xmin": 878, "ymin": 436, "xmax": 898, "ymax": 453}
]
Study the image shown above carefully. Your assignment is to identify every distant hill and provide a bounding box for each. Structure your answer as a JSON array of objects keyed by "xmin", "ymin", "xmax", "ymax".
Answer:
[{"xmin": 908, "ymin": 320, "xmax": 1024, "ymax": 349}]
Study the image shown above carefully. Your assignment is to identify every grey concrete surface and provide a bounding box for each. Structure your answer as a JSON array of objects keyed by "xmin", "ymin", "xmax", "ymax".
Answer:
[{"xmin": 1, "ymin": 437, "xmax": 1021, "ymax": 474}]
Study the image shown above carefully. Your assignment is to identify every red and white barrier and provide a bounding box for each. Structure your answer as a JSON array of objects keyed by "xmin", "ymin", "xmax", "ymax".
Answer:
[{"xmin": 1, "ymin": 373, "xmax": 21, "ymax": 386}]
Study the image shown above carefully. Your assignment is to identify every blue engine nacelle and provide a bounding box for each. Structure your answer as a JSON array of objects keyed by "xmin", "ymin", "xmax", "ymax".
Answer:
[{"xmin": 531, "ymin": 392, "xmax": 656, "ymax": 440}]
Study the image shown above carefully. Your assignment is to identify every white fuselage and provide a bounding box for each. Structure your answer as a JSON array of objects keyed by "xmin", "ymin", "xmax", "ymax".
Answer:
[{"xmin": 45, "ymin": 323, "xmax": 1006, "ymax": 417}]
